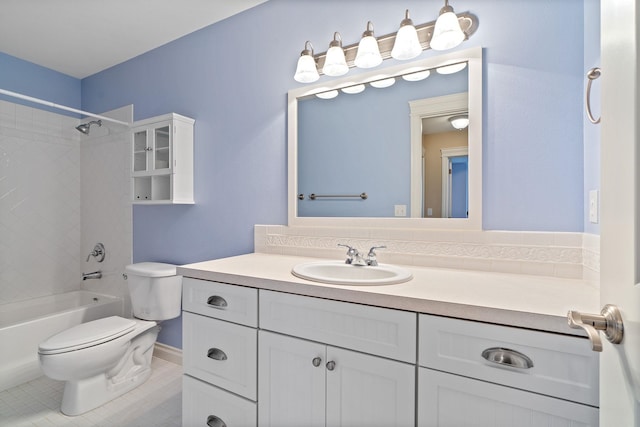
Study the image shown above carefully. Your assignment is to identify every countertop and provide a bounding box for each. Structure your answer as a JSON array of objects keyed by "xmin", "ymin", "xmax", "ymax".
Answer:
[{"xmin": 177, "ymin": 253, "xmax": 600, "ymax": 337}]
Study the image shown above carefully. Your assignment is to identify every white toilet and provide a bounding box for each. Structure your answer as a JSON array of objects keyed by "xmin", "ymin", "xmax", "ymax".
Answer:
[{"xmin": 38, "ymin": 262, "xmax": 182, "ymax": 416}]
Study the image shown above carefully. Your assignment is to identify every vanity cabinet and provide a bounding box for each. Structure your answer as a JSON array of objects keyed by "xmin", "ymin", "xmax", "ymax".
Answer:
[
  {"xmin": 417, "ymin": 314, "xmax": 599, "ymax": 426},
  {"xmin": 131, "ymin": 113, "xmax": 194, "ymax": 204},
  {"xmin": 258, "ymin": 290, "xmax": 416, "ymax": 427},
  {"xmin": 180, "ymin": 273, "xmax": 599, "ymax": 427},
  {"xmin": 182, "ymin": 278, "xmax": 258, "ymax": 427}
]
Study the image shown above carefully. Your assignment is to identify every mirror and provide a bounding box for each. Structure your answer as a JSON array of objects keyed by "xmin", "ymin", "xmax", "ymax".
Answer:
[{"xmin": 288, "ymin": 47, "xmax": 482, "ymax": 229}]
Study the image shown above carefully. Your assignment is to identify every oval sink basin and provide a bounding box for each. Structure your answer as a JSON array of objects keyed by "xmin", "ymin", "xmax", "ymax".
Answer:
[{"xmin": 291, "ymin": 261, "xmax": 412, "ymax": 286}]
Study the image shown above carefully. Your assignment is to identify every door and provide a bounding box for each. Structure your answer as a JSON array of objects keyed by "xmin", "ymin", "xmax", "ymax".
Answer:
[
  {"xmin": 325, "ymin": 346, "xmax": 415, "ymax": 427},
  {"xmin": 258, "ymin": 331, "xmax": 325, "ymax": 427},
  {"xmin": 599, "ymin": 1, "xmax": 640, "ymax": 425}
]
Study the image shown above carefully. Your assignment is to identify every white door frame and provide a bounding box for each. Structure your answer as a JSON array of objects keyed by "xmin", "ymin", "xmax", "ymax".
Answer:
[{"xmin": 440, "ymin": 147, "xmax": 468, "ymax": 218}]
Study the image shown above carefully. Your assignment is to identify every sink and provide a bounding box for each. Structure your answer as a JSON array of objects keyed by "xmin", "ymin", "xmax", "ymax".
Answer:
[{"xmin": 291, "ymin": 261, "xmax": 413, "ymax": 286}]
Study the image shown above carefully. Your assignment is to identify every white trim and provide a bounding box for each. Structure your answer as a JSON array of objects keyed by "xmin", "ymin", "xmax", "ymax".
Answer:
[
  {"xmin": 153, "ymin": 342, "xmax": 182, "ymax": 366},
  {"xmin": 288, "ymin": 46, "xmax": 483, "ymax": 230},
  {"xmin": 440, "ymin": 146, "xmax": 469, "ymax": 219}
]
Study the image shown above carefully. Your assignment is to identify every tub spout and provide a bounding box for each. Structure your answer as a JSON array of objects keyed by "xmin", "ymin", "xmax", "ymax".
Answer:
[{"xmin": 82, "ymin": 271, "xmax": 102, "ymax": 280}]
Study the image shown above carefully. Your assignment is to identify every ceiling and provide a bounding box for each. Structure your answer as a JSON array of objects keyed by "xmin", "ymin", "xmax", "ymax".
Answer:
[{"xmin": 0, "ymin": 0, "xmax": 267, "ymax": 79}]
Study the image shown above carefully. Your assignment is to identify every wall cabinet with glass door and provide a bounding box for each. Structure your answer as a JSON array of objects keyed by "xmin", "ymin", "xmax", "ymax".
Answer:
[{"xmin": 131, "ymin": 113, "xmax": 194, "ymax": 204}]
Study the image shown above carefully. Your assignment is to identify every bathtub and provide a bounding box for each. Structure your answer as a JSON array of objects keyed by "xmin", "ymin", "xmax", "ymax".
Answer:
[{"xmin": 0, "ymin": 290, "xmax": 123, "ymax": 391}]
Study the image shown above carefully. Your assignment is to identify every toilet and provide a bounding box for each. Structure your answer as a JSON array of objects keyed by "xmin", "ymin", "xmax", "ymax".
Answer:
[{"xmin": 38, "ymin": 262, "xmax": 182, "ymax": 416}]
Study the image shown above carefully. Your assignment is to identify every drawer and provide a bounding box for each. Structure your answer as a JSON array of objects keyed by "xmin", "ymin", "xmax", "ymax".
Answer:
[
  {"xmin": 417, "ymin": 368, "xmax": 598, "ymax": 427},
  {"xmin": 260, "ymin": 290, "xmax": 416, "ymax": 363},
  {"xmin": 419, "ymin": 314, "xmax": 599, "ymax": 406},
  {"xmin": 183, "ymin": 277, "xmax": 258, "ymax": 327},
  {"xmin": 183, "ymin": 375, "xmax": 256, "ymax": 427},
  {"xmin": 183, "ymin": 312, "xmax": 257, "ymax": 400}
]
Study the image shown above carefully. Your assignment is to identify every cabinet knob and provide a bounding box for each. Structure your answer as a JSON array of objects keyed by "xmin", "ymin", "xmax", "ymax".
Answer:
[
  {"xmin": 207, "ymin": 415, "xmax": 227, "ymax": 427},
  {"xmin": 207, "ymin": 295, "xmax": 228, "ymax": 309},
  {"xmin": 326, "ymin": 361, "xmax": 336, "ymax": 371},
  {"xmin": 207, "ymin": 348, "xmax": 228, "ymax": 361},
  {"xmin": 481, "ymin": 347, "xmax": 533, "ymax": 369},
  {"xmin": 312, "ymin": 357, "xmax": 322, "ymax": 367}
]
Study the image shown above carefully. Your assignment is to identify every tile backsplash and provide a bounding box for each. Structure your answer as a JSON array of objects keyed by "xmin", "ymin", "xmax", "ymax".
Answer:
[{"xmin": 255, "ymin": 225, "xmax": 600, "ymax": 281}]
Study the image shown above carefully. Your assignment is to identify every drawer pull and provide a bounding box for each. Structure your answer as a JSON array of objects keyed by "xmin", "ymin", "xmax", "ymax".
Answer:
[
  {"xmin": 207, "ymin": 348, "xmax": 228, "ymax": 361},
  {"xmin": 481, "ymin": 347, "xmax": 534, "ymax": 369},
  {"xmin": 207, "ymin": 295, "xmax": 228, "ymax": 309},
  {"xmin": 207, "ymin": 415, "xmax": 227, "ymax": 427},
  {"xmin": 326, "ymin": 361, "xmax": 336, "ymax": 371},
  {"xmin": 312, "ymin": 357, "xmax": 322, "ymax": 367}
]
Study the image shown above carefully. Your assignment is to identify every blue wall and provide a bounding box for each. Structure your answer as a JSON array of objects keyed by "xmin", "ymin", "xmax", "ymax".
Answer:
[{"xmin": 1, "ymin": 0, "xmax": 592, "ymax": 348}]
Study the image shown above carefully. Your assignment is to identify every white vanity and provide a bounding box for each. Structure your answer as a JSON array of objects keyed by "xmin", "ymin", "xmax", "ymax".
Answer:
[{"xmin": 178, "ymin": 253, "xmax": 600, "ymax": 427}]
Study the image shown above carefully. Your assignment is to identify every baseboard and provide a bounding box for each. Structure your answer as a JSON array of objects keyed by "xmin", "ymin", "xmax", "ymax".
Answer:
[{"xmin": 154, "ymin": 342, "xmax": 182, "ymax": 366}]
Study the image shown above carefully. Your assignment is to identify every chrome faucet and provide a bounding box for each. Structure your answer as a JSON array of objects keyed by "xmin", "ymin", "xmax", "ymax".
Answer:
[
  {"xmin": 338, "ymin": 244, "xmax": 367, "ymax": 266},
  {"xmin": 82, "ymin": 271, "xmax": 102, "ymax": 280}
]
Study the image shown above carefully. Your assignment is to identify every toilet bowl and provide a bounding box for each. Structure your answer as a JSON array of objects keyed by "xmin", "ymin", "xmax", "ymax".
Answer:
[{"xmin": 38, "ymin": 262, "xmax": 182, "ymax": 416}]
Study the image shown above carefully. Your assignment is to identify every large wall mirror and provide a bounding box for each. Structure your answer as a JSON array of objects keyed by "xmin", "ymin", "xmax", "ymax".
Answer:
[{"xmin": 288, "ymin": 47, "xmax": 482, "ymax": 229}]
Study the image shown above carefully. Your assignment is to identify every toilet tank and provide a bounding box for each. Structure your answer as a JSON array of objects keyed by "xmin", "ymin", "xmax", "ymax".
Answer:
[{"xmin": 124, "ymin": 262, "xmax": 182, "ymax": 321}]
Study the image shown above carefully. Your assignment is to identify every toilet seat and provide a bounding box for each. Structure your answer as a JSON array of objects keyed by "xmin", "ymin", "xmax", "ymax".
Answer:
[{"xmin": 39, "ymin": 316, "xmax": 137, "ymax": 355}]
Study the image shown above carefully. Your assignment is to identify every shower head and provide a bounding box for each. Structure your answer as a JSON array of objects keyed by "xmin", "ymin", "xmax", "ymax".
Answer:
[{"xmin": 75, "ymin": 120, "xmax": 102, "ymax": 135}]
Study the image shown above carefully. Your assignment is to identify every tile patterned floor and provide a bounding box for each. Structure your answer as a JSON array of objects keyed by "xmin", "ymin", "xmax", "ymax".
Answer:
[{"xmin": 0, "ymin": 357, "xmax": 181, "ymax": 427}]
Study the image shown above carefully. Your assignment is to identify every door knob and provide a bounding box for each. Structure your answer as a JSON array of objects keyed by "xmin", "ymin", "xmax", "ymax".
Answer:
[{"xmin": 567, "ymin": 304, "xmax": 624, "ymax": 352}]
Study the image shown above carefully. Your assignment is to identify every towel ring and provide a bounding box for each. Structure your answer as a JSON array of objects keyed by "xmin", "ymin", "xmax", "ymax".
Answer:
[{"xmin": 586, "ymin": 67, "xmax": 601, "ymax": 124}]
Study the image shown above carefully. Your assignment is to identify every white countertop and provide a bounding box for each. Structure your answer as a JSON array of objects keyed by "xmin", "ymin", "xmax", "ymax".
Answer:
[{"xmin": 177, "ymin": 253, "xmax": 600, "ymax": 336}]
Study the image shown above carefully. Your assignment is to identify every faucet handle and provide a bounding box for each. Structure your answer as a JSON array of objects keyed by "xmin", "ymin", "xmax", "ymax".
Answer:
[
  {"xmin": 338, "ymin": 244, "xmax": 359, "ymax": 264},
  {"xmin": 366, "ymin": 246, "xmax": 386, "ymax": 266}
]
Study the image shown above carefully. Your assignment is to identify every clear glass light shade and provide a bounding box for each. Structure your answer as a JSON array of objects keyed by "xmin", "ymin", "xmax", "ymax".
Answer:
[
  {"xmin": 391, "ymin": 24, "xmax": 422, "ymax": 60},
  {"xmin": 355, "ymin": 36, "xmax": 382, "ymax": 68},
  {"xmin": 294, "ymin": 54, "xmax": 319, "ymax": 83},
  {"xmin": 322, "ymin": 46, "xmax": 348, "ymax": 76},
  {"xmin": 430, "ymin": 11, "xmax": 465, "ymax": 51}
]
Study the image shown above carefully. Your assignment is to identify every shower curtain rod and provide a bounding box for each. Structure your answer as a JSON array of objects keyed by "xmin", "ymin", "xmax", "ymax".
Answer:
[{"xmin": 0, "ymin": 88, "xmax": 131, "ymax": 126}]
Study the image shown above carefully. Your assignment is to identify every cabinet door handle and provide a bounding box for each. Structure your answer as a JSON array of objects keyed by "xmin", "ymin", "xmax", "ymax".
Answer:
[
  {"xmin": 481, "ymin": 347, "xmax": 534, "ymax": 369},
  {"xmin": 207, "ymin": 348, "xmax": 228, "ymax": 361},
  {"xmin": 326, "ymin": 361, "xmax": 336, "ymax": 371},
  {"xmin": 207, "ymin": 295, "xmax": 228, "ymax": 309},
  {"xmin": 207, "ymin": 415, "xmax": 227, "ymax": 427},
  {"xmin": 312, "ymin": 357, "xmax": 322, "ymax": 367}
]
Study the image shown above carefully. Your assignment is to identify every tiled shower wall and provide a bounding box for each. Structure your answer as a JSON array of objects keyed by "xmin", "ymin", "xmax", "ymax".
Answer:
[{"xmin": 0, "ymin": 100, "xmax": 132, "ymax": 307}]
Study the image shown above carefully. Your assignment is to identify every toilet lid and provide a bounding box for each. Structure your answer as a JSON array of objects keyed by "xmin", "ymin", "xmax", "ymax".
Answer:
[{"xmin": 38, "ymin": 316, "xmax": 137, "ymax": 355}]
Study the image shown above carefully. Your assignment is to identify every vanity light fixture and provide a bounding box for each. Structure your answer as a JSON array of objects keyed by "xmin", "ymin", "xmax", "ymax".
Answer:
[
  {"xmin": 391, "ymin": 10, "xmax": 422, "ymax": 61},
  {"xmin": 354, "ymin": 22, "xmax": 383, "ymax": 69},
  {"xmin": 449, "ymin": 115, "xmax": 469, "ymax": 130},
  {"xmin": 294, "ymin": 41, "xmax": 320, "ymax": 83},
  {"xmin": 292, "ymin": 7, "xmax": 478, "ymax": 83},
  {"xmin": 430, "ymin": 0, "xmax": 466, "ymax": 51},
  {"xmin": 322, "ymin": 32, "xmax": 349, "ymax": 77}
]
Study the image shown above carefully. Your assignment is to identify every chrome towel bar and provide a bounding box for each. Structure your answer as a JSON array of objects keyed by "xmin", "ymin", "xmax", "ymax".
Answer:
[
  {"xmin": 298, "ymin": 192, "xmax": 368, "ymax": 200},
  {"xmin": 586, "ymin": 67, "xmax": 601, "ymax": 124}
]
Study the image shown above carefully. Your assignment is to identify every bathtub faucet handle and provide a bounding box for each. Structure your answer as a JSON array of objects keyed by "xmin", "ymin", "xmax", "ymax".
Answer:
[{"xmin": 86, "ymin": 243, "xmax": 106, "ymax": 263}]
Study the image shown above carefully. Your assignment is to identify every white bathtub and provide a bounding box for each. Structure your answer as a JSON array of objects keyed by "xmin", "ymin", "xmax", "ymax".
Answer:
[{"xmin": 0, "ymin": 290, "xmax": 123, "ymax": 391}]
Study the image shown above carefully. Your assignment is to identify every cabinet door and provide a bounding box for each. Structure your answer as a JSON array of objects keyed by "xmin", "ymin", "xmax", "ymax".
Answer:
[
  {"xmin": 258, "ymin": 331, "xmax": 325, "ymax": 427},
  {"xmin": 418, "ymin": 368, "xmax": 598, "ymax": 427},
  {"xmin": 326, "ymin": 347, "xmax": 415, "ymax": 427}
]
